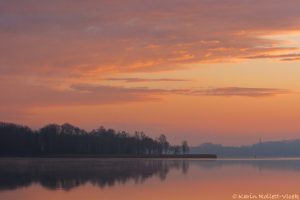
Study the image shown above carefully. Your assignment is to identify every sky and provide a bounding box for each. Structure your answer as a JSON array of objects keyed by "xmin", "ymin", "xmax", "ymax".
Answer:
[{"xmin": 1, "ymin": 0, "xmax": 300, "ymax": 145}]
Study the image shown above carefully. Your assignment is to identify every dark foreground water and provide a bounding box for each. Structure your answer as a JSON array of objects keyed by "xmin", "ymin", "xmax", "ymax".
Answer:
[{"xmin": 0, "ymin": 158, "xmax": 299, "ymax": 200}]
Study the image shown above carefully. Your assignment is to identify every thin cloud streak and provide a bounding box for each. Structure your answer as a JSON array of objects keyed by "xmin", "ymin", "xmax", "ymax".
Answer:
[
  {"xmin": 187, "ymin": 87, "xmax": 291, "ymax": 97},
  {"xmin": 73, "ymin": 84, "xmax": 292, "ymax": 99},
  {"xmin": 243, "ymin": 53, "xmax": 300, "ymax": 61},
  {"xmin": 0, "ymin": 82, "xmax": 291, "ymax": 109},
  {"xmin": 106, "ymin": 78, "xmax": 189, "ymax": 83}
]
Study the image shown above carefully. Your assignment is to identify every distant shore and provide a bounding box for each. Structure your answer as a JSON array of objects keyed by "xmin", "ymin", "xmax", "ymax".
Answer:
[{"xmin": 0, "ymin": 154, "xmax": 217, "ymax": 159}]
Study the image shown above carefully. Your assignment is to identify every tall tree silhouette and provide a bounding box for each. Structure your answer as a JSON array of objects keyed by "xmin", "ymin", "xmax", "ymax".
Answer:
[
  {"xmin": 181, "ymin": 140, "xmax": 190, "ymax": 154},
  {"xmin": 0, "ymin": 122, "xmax": 189, "ymax": 156}
]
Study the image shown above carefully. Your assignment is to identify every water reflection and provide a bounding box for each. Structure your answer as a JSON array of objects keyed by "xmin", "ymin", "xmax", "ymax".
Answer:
[
  {"xmin": 0, "ymin": 158, "xmax": 189, "ymax": 191},
  {"xmin": 1, "ymin": 158, "xmax": 300, "ymax": 200},
  {"xmin": 191, "ymin": 159, "xmax": 300, "ymax": 172},
  {"xmin": 1, "ymin": 158, "xmax": 300, "ymax": 192}
]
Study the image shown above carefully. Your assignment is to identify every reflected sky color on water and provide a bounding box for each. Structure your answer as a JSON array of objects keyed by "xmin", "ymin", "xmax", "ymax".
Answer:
[{"xmin": 0, "ymin": 158, "xmax": 299, "ymax": 200}]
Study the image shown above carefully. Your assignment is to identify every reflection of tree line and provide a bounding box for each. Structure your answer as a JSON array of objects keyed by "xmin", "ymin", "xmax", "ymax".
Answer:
[
  {"xmin": 0, "ymin": 122, "xmax": 189, "ymax": 156},
  {"xmin": 0, "ymin": 159, "xmax": 189, "ymax": 191}
]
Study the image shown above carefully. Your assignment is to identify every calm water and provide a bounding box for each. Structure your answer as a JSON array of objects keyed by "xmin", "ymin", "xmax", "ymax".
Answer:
[{"xmin": 0, "ymin": 158, "xmax": 299, "ymax": 200}]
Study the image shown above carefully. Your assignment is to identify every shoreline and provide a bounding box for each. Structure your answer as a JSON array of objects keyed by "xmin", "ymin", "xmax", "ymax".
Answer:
[{"xmin": 0, "ymin": 154, "xmax": 217, "ymax": 159}]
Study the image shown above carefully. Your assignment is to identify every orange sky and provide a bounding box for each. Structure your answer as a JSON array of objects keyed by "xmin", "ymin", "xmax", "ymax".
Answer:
[{"xmin": 1, "ymin": 0, "xmax": 300, "ymax": 145}]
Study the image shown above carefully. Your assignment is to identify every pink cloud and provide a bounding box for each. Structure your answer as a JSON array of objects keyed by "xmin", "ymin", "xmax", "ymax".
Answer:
[{"xmin": 1, "ymin": 0, "xmax": 300, "ymax": 78}]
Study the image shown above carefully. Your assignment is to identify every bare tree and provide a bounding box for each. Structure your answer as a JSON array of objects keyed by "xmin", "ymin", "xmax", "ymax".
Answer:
[
  {"xmin": 181, "ymin": 140, "xmax": 189, "ymax": 154},
  {"xmin": 158, "ymin": 134, "xmax": 170, "ymax": 154}
]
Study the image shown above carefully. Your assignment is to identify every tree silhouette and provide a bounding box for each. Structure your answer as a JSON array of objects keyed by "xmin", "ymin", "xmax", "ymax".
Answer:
[
  {"xmin": 0, "ymin": 122, "xmax": 190, "ymax": 156},
  {"xmin": 158, "ymin": 134, "xmax": 169, "ymax": 154},
  {"xmin": 181, "ymin": 140, "xmax": 189, "ymax": 154}
]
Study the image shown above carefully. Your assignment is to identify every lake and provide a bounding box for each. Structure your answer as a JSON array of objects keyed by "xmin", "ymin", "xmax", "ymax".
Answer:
[{"xmin": 0, "ymin": 158, "xmax": 299, "ymax": 200}]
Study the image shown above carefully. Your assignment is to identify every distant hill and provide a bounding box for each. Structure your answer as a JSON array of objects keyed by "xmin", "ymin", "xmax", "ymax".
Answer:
[{"xmin": 191, "ymin": 139, "xmax": 300, "ymax": 158}]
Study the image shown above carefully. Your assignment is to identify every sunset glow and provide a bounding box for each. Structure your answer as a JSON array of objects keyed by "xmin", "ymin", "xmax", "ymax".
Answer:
[{"xmin": 1, "ymin": 0, "xmax": 300, "ymax": 145}]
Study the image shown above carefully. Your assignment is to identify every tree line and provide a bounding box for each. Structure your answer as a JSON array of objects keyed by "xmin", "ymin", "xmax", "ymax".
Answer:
[{"xmin": 0, "ymin": 122, "xmax": 189, "ymax": 156}]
